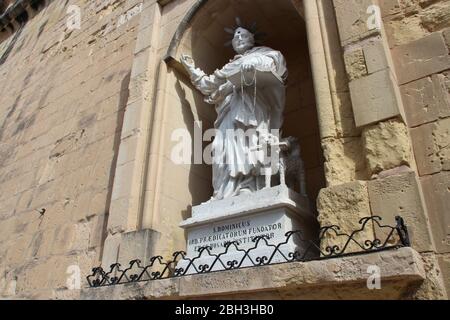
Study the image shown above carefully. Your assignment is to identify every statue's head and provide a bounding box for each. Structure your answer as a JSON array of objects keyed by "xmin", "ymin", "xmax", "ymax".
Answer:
[
  {"xmin": 232, "ymin": 27, "xmax": 255, "ymax": 54},
  {"xmin": 225, "ymin": 18, "xmax": 265, "ymax": 54}
]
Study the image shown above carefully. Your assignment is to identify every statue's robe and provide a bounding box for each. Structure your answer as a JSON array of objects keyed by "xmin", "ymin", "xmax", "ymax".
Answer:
[{"xmin": 190, "ymin": 46, "xmax": 288, "ymax": 200}]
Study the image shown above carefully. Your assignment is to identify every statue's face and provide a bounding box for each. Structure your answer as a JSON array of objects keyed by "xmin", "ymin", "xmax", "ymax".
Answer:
[{"xmin": 232, "ymin": 27, "xmax": 255, "ymax": 54}]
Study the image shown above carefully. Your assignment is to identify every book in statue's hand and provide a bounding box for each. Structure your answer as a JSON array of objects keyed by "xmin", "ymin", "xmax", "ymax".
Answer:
[{"xmin": 227, "ymin": 67, "xmax": 285, "ymax": 89}]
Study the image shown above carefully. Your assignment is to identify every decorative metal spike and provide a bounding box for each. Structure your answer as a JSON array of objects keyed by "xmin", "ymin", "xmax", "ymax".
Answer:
[
  {"xmin": 223, "ymin": 40, "xmax": 233, "ymax": 47},
  {"xmin": 235, "ymin": 17, "xmax": 242, "ymax": 27},
  {"xmin": 224, "ymin": 27, "xmax": 235, "ymax": 34}
]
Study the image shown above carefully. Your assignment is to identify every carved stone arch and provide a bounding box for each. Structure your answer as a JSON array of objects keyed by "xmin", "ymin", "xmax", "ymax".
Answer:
[
  {"xmin": 163, "ymin": 0, "xmax": 306, "ymax": 65},
  {"xmin": 163, "ymin": 0, "xmax": 209, "ymax": 64}
]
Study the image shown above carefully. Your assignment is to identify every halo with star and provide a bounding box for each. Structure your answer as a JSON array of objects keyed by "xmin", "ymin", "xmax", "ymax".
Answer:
[{"xmin": 223, "ymin": 17, "xmax": 266, "ymax": 47}]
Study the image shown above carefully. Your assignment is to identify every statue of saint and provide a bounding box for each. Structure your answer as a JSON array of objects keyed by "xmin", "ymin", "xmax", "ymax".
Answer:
[{"xmin": 181, "ymin": 21, "xmax": 288, "ymax": 201}]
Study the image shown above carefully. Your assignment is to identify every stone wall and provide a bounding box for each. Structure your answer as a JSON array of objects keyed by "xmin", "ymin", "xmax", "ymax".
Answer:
[
  {"xmin": 381, "ymin": 0, "xmax": 450, "ymax": 298},
  {"xmin": 0, "ymin": 0, "xmax": 142, "ymax": 299},
  {"xmin": 316, "ymin": 0, "xmax": 449, "ymax": 300}
]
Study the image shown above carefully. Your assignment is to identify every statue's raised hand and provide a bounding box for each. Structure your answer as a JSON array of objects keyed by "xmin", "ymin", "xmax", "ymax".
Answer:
[{"xmin": 181, "ymin": 54, "xmax": 195, "ymax": 71}]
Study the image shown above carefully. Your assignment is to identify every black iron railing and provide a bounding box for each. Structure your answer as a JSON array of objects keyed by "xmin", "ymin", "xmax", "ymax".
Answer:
[{"xmin": 87, "ymin": 215, "xmax": 410, "ymax": 288}]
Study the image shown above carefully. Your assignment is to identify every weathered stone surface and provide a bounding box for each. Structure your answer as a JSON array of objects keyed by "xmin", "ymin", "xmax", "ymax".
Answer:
[
  {"xmin": 317, "ymin": 181, "xmax": 374, "ymax": 254},
  {"xmin": 0, "ymin": 0, "xmax": 143, "ymax": 300},
  {"xmin": 437, "ymin": 255, "xmax": 450, "ymax": 297},
  {"xmin": 321, "ymin": 138, "xmax": 368, "ymax": 186},
  {"xmin": 379, "ymin": 0, "xmax": 401, "ymax": 17},
  {"xmin": 432, "ymin": 117, "xmax": 450, "ymax": 172},
  {"xmin": 362, "ymin": 119, "xmax": 414, "ymax": 175},
  {"xmin": 363, "ymin": 39, "xmax": 390, "ymax": 74},
  {"xmin": 410, "ymin": 118, "xmax": 450, "ymax": 175},
  {"xmin": 382, "ymin": 1, "xmax": 450, "ymax": 47},
  {"xmin": 349, "ymin": 69, "xmax": 402, "ymax": 127},
  {"xmin": 419, "ymin": 2, "xmax": 450, "ymax": 33},
  {"xmin": 344, "ymin": 48, "xmax": 368, "ymax": 81},
  {"xmin": 401, "ymin": 73, "xmax": 450, "ymax": 127},
  {"xmin": 332, "ymin": 91, "xmax": 361, "ymax": 138},
  {"xmin": 117, "ymin": 229, "xmax": 160, "ymax": 265},
  {"xmin": 368, "ymin": 171, "xmax": 434, "ymax": 252},
  {"xmin": 443, "ymin": 28, "xmax": 450, "ymax": 49},
  {"xmin": 384, "ymin": 14, "xmax": 428, "ymax": 48},
  {"xmin": 333, "ymin": 0, "xmax": 380, "ymax": 46},
  {"xmin": 401, "ymin": 77, "xmax": 439, "ymax": 127},
  {"xmin": 101, "ymin": 234, "xmax": 121, "ymax": 269},
  {"xmin": 81, "ymin": 247, "xmax": 426, "ymax": 300},
  {"xmin": 420, "ymin": 172, "xmax": 450, "ymax": 254},
  {"xmin": 412, "ymin": 253, "xmax": 447, "ymax": 300},
  {"xmin": 0, "ymin": 268, "xmax": 17, "ymax": 299},
  {"xmin": 392, "ymin": 32, "xmax": 450, "ymax": 84},
  {"xmin": 376, "ymin": 165, "xmax": 411, "ymax": 179}
]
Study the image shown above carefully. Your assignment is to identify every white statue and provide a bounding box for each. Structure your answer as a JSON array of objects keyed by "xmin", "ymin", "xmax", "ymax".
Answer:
[{"xmin": 181, "ymin": 21, "xmax": 288, "ymax": 201}]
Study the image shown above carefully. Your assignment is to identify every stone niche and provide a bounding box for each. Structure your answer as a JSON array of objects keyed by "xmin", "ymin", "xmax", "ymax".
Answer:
[
  {"xmin": 158, "ymin": 0, "xmax": 326, "ymax": 264},
  {"xmin": 163, "ymin": 0, "xmax": 326, "ymax": 214}
]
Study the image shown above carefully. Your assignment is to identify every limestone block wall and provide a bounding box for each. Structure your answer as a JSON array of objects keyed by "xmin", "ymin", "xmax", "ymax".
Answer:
[
  {"xmin": 0, "ymin": 0, "xmax": 142, "ymax": 299},
  {"xmin": 315, "ymin": 0, "xmax": 449, "ymax": 299},
  {"xmin": 380, "ymin": 0, "xmax": 450, "ymax": 298}
]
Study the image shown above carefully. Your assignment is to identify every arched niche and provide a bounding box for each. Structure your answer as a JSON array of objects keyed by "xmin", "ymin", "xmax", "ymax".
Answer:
[{"xmin": 160, "ymin": 0, "xmax": 326, "ymax": 212}]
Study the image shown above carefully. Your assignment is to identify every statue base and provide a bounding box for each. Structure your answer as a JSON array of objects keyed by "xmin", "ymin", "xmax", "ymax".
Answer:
[{"xmin": 177, "ymin": 185, "xmax": 319, "ymax": 274}]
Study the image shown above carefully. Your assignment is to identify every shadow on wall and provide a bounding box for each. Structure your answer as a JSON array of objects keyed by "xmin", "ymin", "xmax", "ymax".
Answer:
[
  {"xmin": 98, "ymin": 71, "xmax": 131, "ymax": 262},
  {"xmin": 174, "ymin": 74, "xmax": 214, "ymax": 206}
]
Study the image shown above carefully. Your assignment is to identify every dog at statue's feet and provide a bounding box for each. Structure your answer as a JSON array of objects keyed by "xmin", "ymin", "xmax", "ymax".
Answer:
[{"xmin": 279, "ymin": 136, "xmax": 307, "ymax": 196}]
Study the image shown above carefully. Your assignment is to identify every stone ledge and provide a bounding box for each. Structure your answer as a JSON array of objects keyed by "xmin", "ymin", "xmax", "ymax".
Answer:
[{"xmin": 81, "ymin": 247, "xmax": 425, "ymax": 300}]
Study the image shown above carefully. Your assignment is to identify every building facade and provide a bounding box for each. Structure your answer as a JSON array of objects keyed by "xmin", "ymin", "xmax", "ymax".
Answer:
[{"xmin": 0, "ymin": 0, "xmax": 448, "ymax": 299}]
